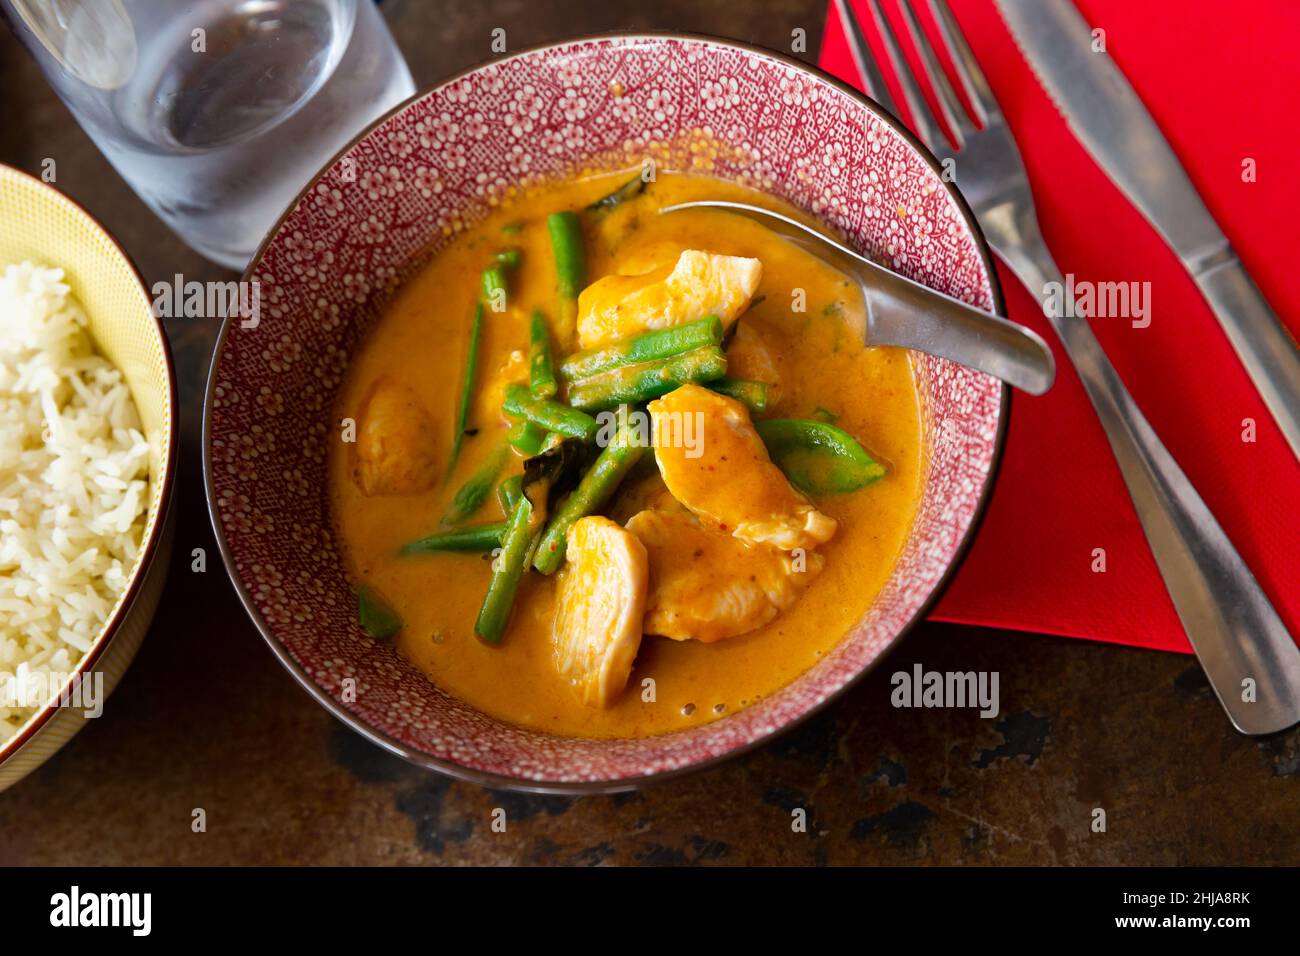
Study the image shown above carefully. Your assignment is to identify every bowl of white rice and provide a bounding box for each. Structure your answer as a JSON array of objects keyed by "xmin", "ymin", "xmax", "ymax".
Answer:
[{"xmin": 0, "ymin": 164, "xmax": 176, "ymax": 791}]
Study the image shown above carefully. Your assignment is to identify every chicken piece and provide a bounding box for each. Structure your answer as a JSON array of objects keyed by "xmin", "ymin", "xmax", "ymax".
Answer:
[
  {"xmin": 575, "ymin": 249, "xmax": 762, "ymax": 349},
  {"xmin": 725, "ymin": 320, "xmax": 782, "ymax": 405},
  {"xmin": 354, "ymin": 377, "xmax": 438, "ymax": 496},
  {"xmin": 626, "ymin": 510, "xmax": 823, "ymax": 642},
  {"xmin": 552, "ymin": 516, "xmax": 649, "ymax": 707},
  {"xmin": 649, "ymin": 384, "xmax": 836, "ymax": 551}
]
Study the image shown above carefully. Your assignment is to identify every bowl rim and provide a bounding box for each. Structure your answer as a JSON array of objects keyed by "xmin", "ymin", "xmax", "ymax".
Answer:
[
  {"xmin": 202, "ymin": 30, "xmax": 1012, "ymax": 794},
  {"xmin": 0, "ymin": 162, "xmax": 180, "ymax": 767}
]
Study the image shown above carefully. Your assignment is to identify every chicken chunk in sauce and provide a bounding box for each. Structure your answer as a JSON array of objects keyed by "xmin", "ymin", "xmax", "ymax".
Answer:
[
  {"xmin": 626, "ymin": 510, "xmax": 823, "ymax": 643},
  {"xmin": 649, "ymin": 384, "xmax": 837, "ymax": 551},
  {"xmin": 552, "ymin": 516, "xmax": 649, "ymax": 707},
  {"xmin": 354, "ymin": 377, "xmax": 438, "ymax": 496},
  {"xmin": 575, "ymin": 249, "xmax": 761, "ymax": 349}
]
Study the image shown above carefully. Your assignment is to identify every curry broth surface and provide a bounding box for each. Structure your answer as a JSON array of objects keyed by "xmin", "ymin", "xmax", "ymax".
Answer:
[{"xmin": 329, "ymin": 171, "xmax": 923, "ymax": 739}]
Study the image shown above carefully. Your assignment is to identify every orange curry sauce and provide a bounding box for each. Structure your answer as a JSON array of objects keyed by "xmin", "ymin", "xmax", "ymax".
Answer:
[{"xmin": 329, "ymin": 171, "xmax": 922, "ymax": 739}]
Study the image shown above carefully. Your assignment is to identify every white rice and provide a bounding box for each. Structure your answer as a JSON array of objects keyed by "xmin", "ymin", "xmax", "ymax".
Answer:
[{"xmin": 0, "ymin": 261, "xmax": 149, "ymax": 740}]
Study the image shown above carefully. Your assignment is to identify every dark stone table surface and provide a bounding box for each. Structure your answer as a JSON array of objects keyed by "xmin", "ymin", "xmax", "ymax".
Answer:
[{"xmin": 1, "ymin": 0, "xmax": 1295, "ymax": 866}]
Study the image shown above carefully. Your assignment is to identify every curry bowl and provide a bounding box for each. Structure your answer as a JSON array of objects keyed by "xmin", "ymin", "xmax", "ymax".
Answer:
[
  {"xmin": 204, "ymin": 34, "xmax": 1006, "ymax": 791},
  {"xmin": 0, "ymin": 164, "xmax": 177, "ymax": 792}
]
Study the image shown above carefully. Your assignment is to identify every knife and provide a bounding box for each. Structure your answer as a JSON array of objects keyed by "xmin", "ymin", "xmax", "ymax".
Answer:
[{"xmin": 996, "ymin": 0, "xmax": 1300, "ymax": 463}]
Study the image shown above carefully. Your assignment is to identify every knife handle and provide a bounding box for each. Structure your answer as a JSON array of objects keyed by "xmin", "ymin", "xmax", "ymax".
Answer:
[
  {"xmin": 999, "ymin": 235, "xmax": 1300, "ymax": 736},
  {"xmin": 1194, "ymin": 252, "xmax": 1300, "ymax": 462}
]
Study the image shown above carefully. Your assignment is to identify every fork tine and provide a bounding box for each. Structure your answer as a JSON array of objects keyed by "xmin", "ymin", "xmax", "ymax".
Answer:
[
  {"xmin": 865, "ymin": 0, "xmax": 944, "ymax": 153},
  {"xmin": 834, "ymin": 0, "xmax": 902, "ymax": 120},
  {"xmin": 896, "ymin": 0, "xmax": 975, "ymax": 145},
  {"xmin": 928, "ymin": 0, "xmax": 995, "ymax": 127}
]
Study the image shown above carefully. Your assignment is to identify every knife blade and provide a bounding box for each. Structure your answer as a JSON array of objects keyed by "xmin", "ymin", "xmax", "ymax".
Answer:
[{"xmin": 996, "ymin": 0, "xmax": 1300, "ymax": 462}]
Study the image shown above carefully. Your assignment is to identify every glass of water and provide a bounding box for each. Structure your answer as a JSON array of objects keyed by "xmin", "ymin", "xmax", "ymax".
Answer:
[{"xmin": 4, "ymin": 0, "xmax": 415, "ymax": 269}]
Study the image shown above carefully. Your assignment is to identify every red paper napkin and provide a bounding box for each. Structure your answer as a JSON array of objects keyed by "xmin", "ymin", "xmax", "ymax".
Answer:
[{"xmin": 821, "ymin": 0, "xmax": 1300, "ymax": 653}]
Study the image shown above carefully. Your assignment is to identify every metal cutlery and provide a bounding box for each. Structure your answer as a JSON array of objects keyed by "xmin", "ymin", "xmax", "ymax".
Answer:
[
  {"xmin": 837, "ymin": 0, "xmax": 1300, "ymax": 734},
  {"xmin": 997, "ymin": 0, "xmax": 1300, "ymax": 465},
  {"xmin": 661, "ymin": 199, "xmax": 1057, "ymax": 394}
]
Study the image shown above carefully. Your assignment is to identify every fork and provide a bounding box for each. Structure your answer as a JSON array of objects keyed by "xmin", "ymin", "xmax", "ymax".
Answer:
[{"xmin": 836, "ymin": 0, "xmax": 1300, "ymax": 734}]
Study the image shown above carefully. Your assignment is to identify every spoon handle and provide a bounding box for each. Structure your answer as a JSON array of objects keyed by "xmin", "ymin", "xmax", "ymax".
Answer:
[{"xmin": 857, "ymin": 259, "xmax": 1056, "ymax": 395}]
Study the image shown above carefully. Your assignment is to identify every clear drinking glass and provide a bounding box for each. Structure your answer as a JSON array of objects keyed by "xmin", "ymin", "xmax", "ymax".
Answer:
[{"xmin": 3, "ymin": 0, "xmax": 415, "ymax": 269}]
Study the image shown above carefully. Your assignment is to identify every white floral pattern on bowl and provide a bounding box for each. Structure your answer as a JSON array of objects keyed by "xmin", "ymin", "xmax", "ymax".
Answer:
[{"xmin": 204, "ymin": 35, "xmax": 1005, "ymax": 791}]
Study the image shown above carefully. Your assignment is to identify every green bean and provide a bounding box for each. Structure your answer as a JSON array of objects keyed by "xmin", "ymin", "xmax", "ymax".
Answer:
[
  {"xmin": 446, "ymin": 303, "xmax": 484, "ymax": 477},
  {"xmin": 546, "ymin": 211, "xmax": 586, "ymax": 298},
  {"xmin": 497, "ymin": 474, "xmax": 523, "ymax": 515},
  {"xmin": 586, "ymin": 173, "xmax": 647, "ymax": 214},
  {"xmin": 401, "ymin": 522, "xmax": 506, "ymax": 555},
  {"xmin": 532, "ymin": 416, "xmax": 645, "ymax": 574},
  {"xmin": 442, "ymin": 445, "xmax": 508, "ymax": 524},
  {"xmin": 755, "ymin": 419, "xmax": 885, "ymax": 495},
  {"xmin": 546, "ymin": 211, "xmax": 585, "ymax": 346},
  {"xmin": 507, "ymin": 419, "xmax": 548, "ymax": 456},
  {"xmin": 474, "ymin": 496, "xmax": 534, "ymax": 644},
  {"xmin": 559, "ymin": 316, "xmax": 723, "ymax": 381},
  {"xmin": 709, "ymin": 377, "xmax": 769, "ymax": 414},
  {"xmin": 564, "ymin": 346, "xmax": 728, "ymax": 413},
  {"xmin": 357, "ymin": 585, "xmax": 401, "ymax": 640},
  {"xmin": 494, "ymin": 248, "xmax": 522, "ymax": 270},
  {"xmin": 529, "ymin": 310, "xmax": 558, "ymax": 399},
  {"xmin": 481, "ymin": 265, "xmax": 509, "ymax": 309},
  {"xmin": 503, "ymin": 383, "xmax": 598, "ymax": 440}
]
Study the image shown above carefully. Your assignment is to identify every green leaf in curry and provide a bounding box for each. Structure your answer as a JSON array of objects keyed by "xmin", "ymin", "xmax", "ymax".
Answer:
[
  {"xmin": 756, "ymin": 418, "xmax": 885, "ymax": 495},
  {"xmin": 521, "ymin": 436, "xmax": 596, "ymax": 514},
  {"xmin": 357, "ymin": 584, "xmax": 402, "ymax": 641},
  {"xmin": 586, "ymin": 173, "xmax": 648, "ymax": 214}
]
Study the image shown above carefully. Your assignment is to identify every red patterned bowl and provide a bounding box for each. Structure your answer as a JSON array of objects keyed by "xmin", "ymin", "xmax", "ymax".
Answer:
[{"xmin": 204, "ymin": 34, "xmax": 1007, "ymax": 792}]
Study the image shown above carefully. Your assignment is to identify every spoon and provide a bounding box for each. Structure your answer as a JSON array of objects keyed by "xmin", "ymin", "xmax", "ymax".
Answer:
[{"xmin": 659, "ymin": 200, "xmax": 1056, "ymax": 395}]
